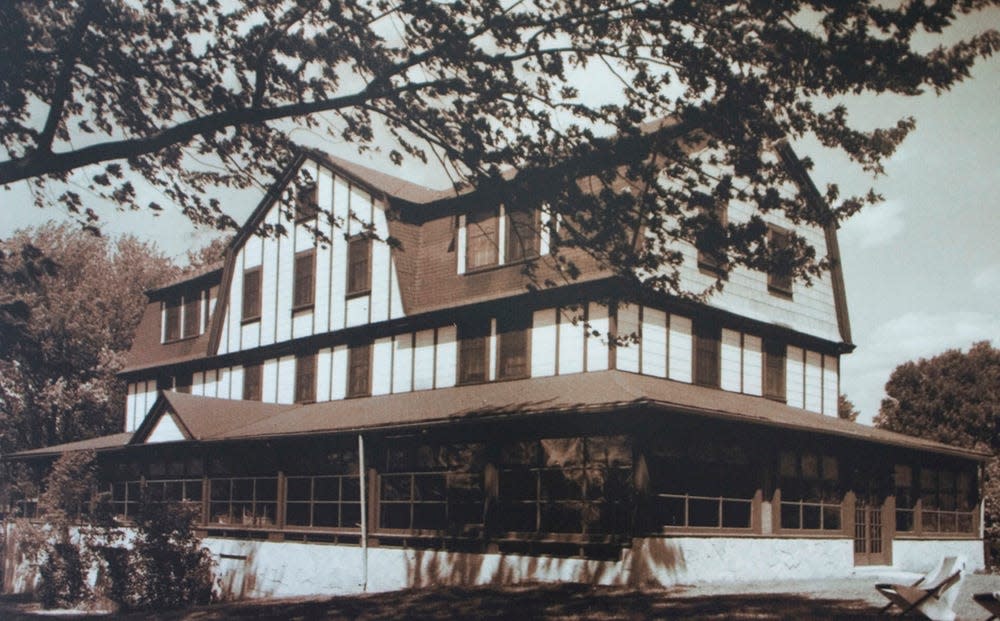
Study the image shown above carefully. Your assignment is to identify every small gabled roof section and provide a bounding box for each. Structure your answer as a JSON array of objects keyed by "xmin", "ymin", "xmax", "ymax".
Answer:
[{"xmin": 129, "ymin": 391, "xmax": 298, "ymax": 445}]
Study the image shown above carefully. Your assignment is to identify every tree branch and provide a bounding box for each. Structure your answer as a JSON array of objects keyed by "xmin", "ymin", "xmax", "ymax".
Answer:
[{"xmin": 0, "ymin": 78, "xmax": 461, "ymax": 185}]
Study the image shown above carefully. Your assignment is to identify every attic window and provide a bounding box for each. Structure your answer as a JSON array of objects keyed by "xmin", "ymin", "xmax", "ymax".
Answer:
[
  {"xmin": 505, "ymin": 207, "xmax": 539, "ymax": 263},
  {"xmin": 694, "ymin": 196, "xmax": 728, "ymax": 273},
  {"xmin": 293, "ymin": 250, "xmax": 315, "ymax": 310},
  {"xmin": 294, "ymin": 180, "xmax": 319, "ymax": 222},
  {"xmin": 162, "ymin": 291, "xmax": 204, "ymax": 343},
  {"xmin": 767, "ymin": 225, "xmax": 794, "ymax": 297},
  {"xmin": 466, "ymin": 207, "xmax": 499, "ymax": 270}
]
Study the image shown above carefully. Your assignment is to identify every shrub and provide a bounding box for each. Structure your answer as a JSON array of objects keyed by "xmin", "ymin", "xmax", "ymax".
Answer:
[
  {"xmin": 36, "ymin": 542, "xmax": 87, "ymax": 609},
  {"xmin": 116, "ymin": 502, "xmax": 214, "ymax": 610}
]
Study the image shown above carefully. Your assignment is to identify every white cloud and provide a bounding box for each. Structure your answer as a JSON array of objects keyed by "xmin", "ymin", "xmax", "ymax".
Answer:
[
  {"xmin": 839, "ymin": 199, "xmax": 905, "ymax": 249},
  {"xmin": 973, "ymin": 265, "xmax": 1000, "ymax": 292},
  {"xmin": 841, "ymin": 311, "xmax": 1000, "ymax": 425}
]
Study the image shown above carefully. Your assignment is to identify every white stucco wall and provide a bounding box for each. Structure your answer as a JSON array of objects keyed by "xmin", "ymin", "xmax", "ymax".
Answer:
[{"xmin": 891, "ymin": 539, "xmax": 985, "ymax": 574}]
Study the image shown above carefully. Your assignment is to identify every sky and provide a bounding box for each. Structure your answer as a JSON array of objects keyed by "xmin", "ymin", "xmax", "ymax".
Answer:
[{"xmin": 1, "ymin": 12, "xmax": 998, "ymax": 426}]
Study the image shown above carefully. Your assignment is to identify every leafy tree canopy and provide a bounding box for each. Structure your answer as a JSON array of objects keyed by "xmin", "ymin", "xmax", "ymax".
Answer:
[
  {"xmin": 0, "ymin": 224, "xmax": 177, "ymax": 453},
  {"xmin": 875, "ymin": 341, "xmax": 1000, "ymax": 451},
  {"xmin": 2, "ymin": 1, "xmax": 997, "ymax": 297},
  {"xmin": 838, "ymin": 393, "xmax": 860, "ymax": 422}
]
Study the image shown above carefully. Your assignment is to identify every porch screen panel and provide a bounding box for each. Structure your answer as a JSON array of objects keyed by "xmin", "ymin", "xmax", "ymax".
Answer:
[
  {"xmin": 649, "ymin": 439, "xmax": 754, "ymax": 530},
  {"xmin": 778, "ymin": 451, "xmax": 842, "ymax": 531},
  {"xmin": 498, "ymin": 435, "xmax": 632, "ymax": 535},
  {"xmin": 378, "ymin": 442, "xmax": 486, "ymax": 535},
  {"xmin": 283, "ymin": 445, "xmax": 361, "ymax": 530}
]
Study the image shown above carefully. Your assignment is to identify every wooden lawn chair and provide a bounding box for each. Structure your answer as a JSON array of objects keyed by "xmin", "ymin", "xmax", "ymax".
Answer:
[
  {"xmin": 973, "ymin": 591, "xmax": 1000, "ymax": 621},
  {"xmin": 874, "ymin": 555, "xmax": 966, "ymax": 621}
]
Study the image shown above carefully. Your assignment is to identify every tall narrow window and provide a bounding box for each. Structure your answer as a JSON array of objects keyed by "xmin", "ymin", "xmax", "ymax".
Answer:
[
  {"xmin": 183, "ymin": 294, "xmax": 201, "ymax": 338},
  {"xmin": 347, "ymin": 236, "xmax": 371, "ymax": 295},
  {"xmin": 466, "ymin": 208, "xmax": 499, "ymax": 270},
  {"xmin": 347, "ymin": 344, "xmax": 371, "ymax": 398},
  {"xmin": 293, "ymin": 250, "xmax": 315, "ymax": 310},
  {"xmin": 294, "ymin": 180, "xmax": 318, "ymax": 222},
  {"xmin": 295, "ymin": 354, "xmax": 316, "ymax": 403},
  {"xmin": 768, "ymin": 225, "xmax": 794, "ymax": 296},
  {"xmin": 505, "ymin": 208, "xmax": 538, "ymax": 263},
  {"xmin": 497, "ymin": 308, "xmax": 530, "ymax": 380},
  {"xmin": 163, "ymin": 298, "xmax": 182, "ymax": 342},
  {"xmin": 243, "ymin": 363, "xmax": 262, "ymax": 401},
  {"xmin": 242, "ymin": 267, "xmax": 262, "ymax": 322},
  {"xmin": 693, "ymin": 320, "xmax": 721, "ymax": 388},
  {"xmin": 763, "ymin": 339, "xmax": 786, "ymax": 401},
  {"xmin": 458, "ymin": 317, "xmax": 490, "ymax": 384},
  {"xmin": 695, "ymin": 198, "xmax": 728, "ymax": 272}
]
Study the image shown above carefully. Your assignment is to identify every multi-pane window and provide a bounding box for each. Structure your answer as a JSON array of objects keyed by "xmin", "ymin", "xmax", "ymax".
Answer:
[
  {"xmin": 295, "ymin": 353, "xmax": 316, "ymax": 404},
  {"xmin": 286, "ymin": 475, "xmax": 362, "ymax": 530},
  {"xmin": 347, "ymin": 343, "xmax": 371, "ymax": 398},
  {"xmin": 763, "ymin": 339, "xmax": 786, "ymax": 401},
  {"xmin": 347, "ymin": 236, "xmax": 371, "ymax": 295},
  {"xmin": 779, "ymin": 451, "xmax": 842, "ymax": 531},
  {"xmin": 920, "ymin": 467, "xmax": 975, "ymax": 534},
  {"xmin": 164, "ymin": 298, "xmax": 182, "ymax": 342},
  {"xmin": 649, "ymin": 439, "xmax": 755, "ymax": 530},
  {"xmin": 243, "ymin": 363, "xmax": 262, "ymax": 401},
  {"xmin": 163, "ymin": 292, "xmax": 205, "ymax": 342},
  {"xmin": 466, "ymin": 208, "xmax": 499, "ymax": 270},
  {"xmin": 694, "ymin": 321, "xmax": 721, "ymax": 388},
  {"xmin": 695, "ymin": 199, "xmax": 728, "ymax": 272},
  {"xmin": 497, "ymin": 309, "xmax": 530, "ymax": 380},
  {"xmin": 378, "ymin": 443, "xmax": 486, "ymax": 533},
  {"xmin": 209, "ymin": 477, "xmax": 279, "ymax": 527},
  {"xmin": 293, "ymin": 249, "xmax": 315, "ymax": 310},
  {"xmin": 895, "ymin": 464, "xmax": 915, "ymax": 532},
  {"xmin": 767, "ymin": 226, "xmax": 794, "ymax": 296},
  {"xmin": 505, "ymin": 208, "xmax": 538, "ymax": 263},
  {"xmin": 498, "ymin": 435, "xmax": 632, "ymax": 535},
  {"xmin": 458, "ymin": 318, "xmax": 490, "ymax": 384},
  {"xmin": 183, "ymin": 294, "xmax": 201, "ymax": 338},
  {"xmin": 242, "ymin": 267, "xmax": 262, "ymax": 322}
]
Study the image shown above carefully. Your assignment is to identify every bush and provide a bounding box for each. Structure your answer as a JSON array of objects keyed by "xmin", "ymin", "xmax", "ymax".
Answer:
[
  {"xmin": 37, "ymin": 542, "xmax": 87, "ymax": 609},
  {"xmin": 115, "ymin": 502, "xmax": 214, "ymax": 610}
]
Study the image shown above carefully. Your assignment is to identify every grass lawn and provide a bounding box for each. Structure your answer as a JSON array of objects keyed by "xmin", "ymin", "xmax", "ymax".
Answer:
[{"xmin": 0, "ymin": 582, "xmax": 890, "ymax": 620}]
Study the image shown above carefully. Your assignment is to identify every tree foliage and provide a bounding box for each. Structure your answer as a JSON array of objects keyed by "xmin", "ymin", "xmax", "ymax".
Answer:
[
  {"xmin": 2, "ymin": 1, "xmax": 997, "ymax": 297},
  {"xmin": 838, "ymin": 393, "xmax": 860, "ymax": 422},
  {"xmin": 0, "ymin": 225, "xmax": 177, "ymax": 454},
  {"xmin": 874, "ymin": 341, "xmax": 1000, "ymax": 451}
]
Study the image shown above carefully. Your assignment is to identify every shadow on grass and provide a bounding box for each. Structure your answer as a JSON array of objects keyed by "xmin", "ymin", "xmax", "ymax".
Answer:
[{"xmin": 1, "ymin": 584, "xmax": 887, "ymax": 620}]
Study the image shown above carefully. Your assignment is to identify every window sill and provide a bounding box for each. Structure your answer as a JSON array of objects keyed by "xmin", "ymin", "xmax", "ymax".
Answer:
[
  {"xmin": 767, "ymin": 285, "xmax": 793, "ymax": 300},
  {"xmin": 241, "ymin": 316, "xmax": 261, "ymax": 326},
  {"xmin": 292, "ymin": 303, "xmax": 314, "ymax": 314},
  {"xmin": 161, "ymin": 334, "xmax": 200, "ymax": 345},
  {"xmin": 345, "ymin": 289, "xmax": 371, "ymax": 300},
  {"xmin": 463, "ymin": 256, "xmax": 539, "ymax": 276}
]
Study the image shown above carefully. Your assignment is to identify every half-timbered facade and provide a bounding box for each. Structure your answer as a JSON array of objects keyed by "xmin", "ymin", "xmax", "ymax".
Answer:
[{"xmin": 8, "ymin": 131, "xmax": 987, "ymax": 598}]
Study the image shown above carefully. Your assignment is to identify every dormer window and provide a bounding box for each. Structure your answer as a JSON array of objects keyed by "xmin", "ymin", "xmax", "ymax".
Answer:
[
  {"xmin": 161, "ymin": 291, "xmax": 205, "ymax": 343},
  {"xmin": 505, "ymin": 207, "xmax": 539, "ymax": 263},
  {"xmin": 466, "ymin": 207, "xmax": 499, "ymax": 270}
]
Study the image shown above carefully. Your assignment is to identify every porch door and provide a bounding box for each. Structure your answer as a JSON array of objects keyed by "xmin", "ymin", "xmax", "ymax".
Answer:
[{"xmin": 853, "ymin": 496, "xmax": 889, "ymax": 565}]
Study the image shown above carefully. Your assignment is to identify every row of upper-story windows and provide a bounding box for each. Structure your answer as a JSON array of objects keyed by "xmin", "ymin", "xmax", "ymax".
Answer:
[
  {"xmin": 239, "ymin": 237, "xmax": 373, "ymax": 325},
  {"xmin": 161, "ymin": 290, "xmax": 210, "ymax": 343}
]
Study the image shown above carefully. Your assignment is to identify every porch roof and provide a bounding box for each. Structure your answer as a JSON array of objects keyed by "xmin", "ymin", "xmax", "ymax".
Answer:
[{"xmin": 9, "ymin": 371, "xmax": 988, "ymax": 461}]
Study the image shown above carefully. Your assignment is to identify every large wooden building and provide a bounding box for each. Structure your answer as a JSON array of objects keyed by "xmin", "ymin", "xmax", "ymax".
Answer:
[{"xmin": 9, "ymin": 129, "xmax": 987, "ymax": 598}]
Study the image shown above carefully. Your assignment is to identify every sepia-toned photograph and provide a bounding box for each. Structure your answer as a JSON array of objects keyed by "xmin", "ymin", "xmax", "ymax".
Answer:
[{"xmin": 0, "ymin": 1, "xmax": 998, "ymax": 618}]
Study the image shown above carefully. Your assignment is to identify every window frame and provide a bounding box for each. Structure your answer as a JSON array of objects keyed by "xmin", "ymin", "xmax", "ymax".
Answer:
[
  {"xmin": 163, "ymin": 297, "xmax": 182, "ymax": 342},
  {"xmin": 242, "ymin": 266, "xmax": 262, "ymax": 323},
  {"xmin": 694, "ymin": 198, "xmax": 729, "ymax": 273},
  {"xmin": 294, "ymin": 353, "xmax": 317, "ymax": 404},
  {"xmin": 347, "ymin": 343, "xmax": 372, "ymax": 398},
  {"xmin": 292, "ymin": 249, "xmax": 316, "ymax": 311},
  {"xmin": 504, "ymin": 207, "xmax": 539, "ymax": 263},
  {"xmin": 182, "ymin": 293, "xmax": 202, "ymax": 338},
  {"xmin": 693, "ymin": 320, "xmax": 721, "ymax": 388},
  {"xmin": 293, "ymin": 180, "xmax": 319, "ymax": 223},
  {"xmin": 496, "ymin": 308, "xmax": 531, "ymax": 381},
  {"xmin": 767, "ymin": 225, "xmax": 794, "ymax": 297},
  {"xmin": 346, "ymin": 235, "xmax": 372, "ymax": 297},
  {"xmin": 763, "ymin": 339, "xmax": 787, "ymax": 402},
  {"xmin": 243, "ymin": 362, "xmax": 263, "ymax": 401},
  {"xmin": 465, "ymin": 207, "xmax": 500, "ymax": 271},
  {"xmin": 457, "ymin": 317, "xmax": 490, "ymax": 385}
]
